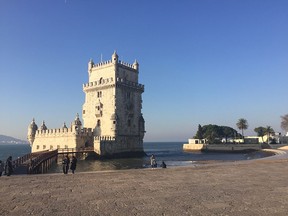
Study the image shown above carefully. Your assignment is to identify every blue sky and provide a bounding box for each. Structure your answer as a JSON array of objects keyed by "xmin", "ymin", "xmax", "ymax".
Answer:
[{"xmin": 0, "ymin": 0, "xmax": 287, "ymax": 141}]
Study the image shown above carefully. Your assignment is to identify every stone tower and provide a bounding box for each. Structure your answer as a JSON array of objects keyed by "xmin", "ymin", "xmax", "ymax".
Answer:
[{"xmin": 82, "ymin": 51, "xmax": 145, "ymax": 156}]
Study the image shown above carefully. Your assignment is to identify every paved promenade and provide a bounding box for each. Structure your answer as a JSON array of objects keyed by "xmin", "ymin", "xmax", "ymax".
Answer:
[{"xmin": 1, "ymin": 152, "xmax": 288, "ymax": 216}]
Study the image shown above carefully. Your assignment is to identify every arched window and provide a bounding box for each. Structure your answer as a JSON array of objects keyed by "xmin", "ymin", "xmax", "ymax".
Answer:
[{"xmin": 97, "ymin": 120, "xmax": 101, "ymax": 127}]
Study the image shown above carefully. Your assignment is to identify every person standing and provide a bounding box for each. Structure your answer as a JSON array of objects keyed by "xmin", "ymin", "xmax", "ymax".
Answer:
[
  {"xmin": 0, "ymin": 160, "xmax": 4, "ymax": 177},
  {"xmin": 62, "ymin": 155, "xmax": 70, "ymax": 174},
  {"xmin": 70, "ymin": 156, "xmax": 78, "ymax": 174},
  {"xmin": 6, "ymin": 156, "xmax": 13, "ymax": 176},
  {"xmin": 150, "ymin": 154, "xmax": 157, "ymax": 168}
]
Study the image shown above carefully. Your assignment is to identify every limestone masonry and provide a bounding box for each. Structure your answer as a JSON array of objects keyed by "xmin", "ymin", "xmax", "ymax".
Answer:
[{"xmin": 27, "ymin": 51, "xmax": 145, "ymax": 157}]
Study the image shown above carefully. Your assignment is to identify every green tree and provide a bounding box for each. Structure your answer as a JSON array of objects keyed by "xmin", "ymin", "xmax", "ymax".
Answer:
[
  {"xmin": 221, "ymin": 126, "xmax": 237, "ymax": 143},
  {"xmin": 194, "ymin": 124, "xmax": 204, "ymax": 139},
  {"xmin": 236, "ymin": 118, "xmax": 248, "ymax": 139},
  {"xmin": 281, "ymin": 114, "xmax": 288, "ymax": 133},
  {"xmin": 203, "ymin": 125, "xmax": 221, "ymax": 144},
  {"xmin": 194, "ymin": 124, "xmax": 239, "ymax": 144},
  {"xmin": 265, "ymin": 126, "xmax": 275, "ymax": 143},
  {"xmin": 254, "ymin": 127, "xmax": 266, "ymax": 142}
]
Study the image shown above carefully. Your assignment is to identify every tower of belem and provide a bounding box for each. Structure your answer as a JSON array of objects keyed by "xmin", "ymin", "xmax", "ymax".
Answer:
[{"xmin": 27, "ymin": 51, "xmax": 145, "ymax": 157}]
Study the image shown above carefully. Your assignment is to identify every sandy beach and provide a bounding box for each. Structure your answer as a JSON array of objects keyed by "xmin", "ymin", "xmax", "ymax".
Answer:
[{"xmin": 1, "ymin": 152, "xmax": 288, "ymax": 216}]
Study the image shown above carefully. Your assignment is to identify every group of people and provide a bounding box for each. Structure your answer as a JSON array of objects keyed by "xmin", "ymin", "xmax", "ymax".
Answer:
[
  {"xmin": 0, "ymin": 156, "xmax": 14, "ymax": 177},
  {"xmin": 1, "ymin": 153, "xmax": 165, "ymax": 176},
  {"xmin": 62, "ymin": 155, "xmax": 77, "ymax": 174},
  {"xmin": 150, "ymin": 154, "xmax": 166, "ymax": 169}
]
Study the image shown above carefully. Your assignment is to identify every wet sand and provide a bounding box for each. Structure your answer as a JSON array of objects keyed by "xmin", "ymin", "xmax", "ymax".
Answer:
[{"xmin": 1, "ymin": 151, "xmax": 288, "ymax": 216}]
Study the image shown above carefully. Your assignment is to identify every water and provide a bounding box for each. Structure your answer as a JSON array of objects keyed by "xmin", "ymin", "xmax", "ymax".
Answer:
[
  {"xmin": 0, "ymin": 144, "xmax": 31, "ymax": 162},
  {"xmin": 0, "ymin": 142, "xmax": 274, "ymax": 173}
]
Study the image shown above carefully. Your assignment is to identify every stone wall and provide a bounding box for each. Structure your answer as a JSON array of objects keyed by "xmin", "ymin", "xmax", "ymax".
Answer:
[{"xmin": 183, "ymin": 143, "xmax": 262, "ymax": 152}]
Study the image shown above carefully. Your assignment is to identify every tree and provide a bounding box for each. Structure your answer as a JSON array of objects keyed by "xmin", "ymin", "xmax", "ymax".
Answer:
[
  {"xmin": 194, "ymin": 124, "xmax": 204, "ymax": 139},
  {"xmin": 265, "ymin": 126, "xmax": 275, "ymax": 143},
  {"xmin": 194, "ymin": 124, "xmax": 239, "ymax": 144},
  {"xmin": 254, "ymin": 127, "xmax": 266, "ymax": 143},
  {"xmin": 221, "ymin": 126, "xmax": 237, "ymax": 143},
  {"xmin": 281, "ymin": 114, "xmax": 288, "ymax": 133},
  {"xmin": 236, "ymin": 118, "xmax": 248, "ymax": 139}
]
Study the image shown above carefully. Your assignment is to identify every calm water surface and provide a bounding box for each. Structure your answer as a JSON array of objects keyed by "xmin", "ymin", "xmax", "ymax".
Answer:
[{"xmin": 0, "ymin": 142, "xmax": 274, "ymax": 173}]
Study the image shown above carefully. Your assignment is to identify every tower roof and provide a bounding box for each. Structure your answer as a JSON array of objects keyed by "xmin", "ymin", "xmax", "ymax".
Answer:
[
  {"xmin": 40, "ymin": 121, "xmax": 47, "ymax": 130},
  {"xmin": 28, "ymin": 118, "xmax": 38, "ymax": 131},
  {"xmin": 73, "ymin": 113, "xmax": 82, "ymax": 126},
  {"xmin": 112, "ymin": 50, "xmax": 118, "ymax": 62}
]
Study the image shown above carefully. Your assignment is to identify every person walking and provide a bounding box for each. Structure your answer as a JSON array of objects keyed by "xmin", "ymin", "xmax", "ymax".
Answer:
[
  {"xmin": 70, "ymin": 156, "xmax": 78, "ymax": 174},
  {"xmin": 5, "ymin": 156, "xmax": 13, "ymax": 176},
  {"xmin": 0, "ymin": 160, "xmax": 4, "ymax": 177},
  {"xmin": 62, "ymin": 155, "xmax": 70, "ymax": 174}
]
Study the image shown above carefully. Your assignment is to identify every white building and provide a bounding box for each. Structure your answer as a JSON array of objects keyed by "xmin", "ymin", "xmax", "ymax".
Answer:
[{"xmin": 28, "ymin": 51, "xmax": 145, "ymax": 157}]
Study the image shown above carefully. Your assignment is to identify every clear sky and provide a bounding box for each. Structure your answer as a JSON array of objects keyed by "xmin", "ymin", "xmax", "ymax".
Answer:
[{"xmin": 0, "ymin": 0, "xmax": 287, "ymax": 141}]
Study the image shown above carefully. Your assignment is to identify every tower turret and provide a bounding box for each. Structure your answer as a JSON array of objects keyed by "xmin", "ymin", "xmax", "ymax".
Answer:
[
  {"xmin": 62, "ymin": 122, "xmax": 68, "ymax": 129},
  {"xmin": 72, "ymin": 113, "xmax": 82, "ymax": 133},
  {"xmin": 88, "ymin": 58, "xmax": 94, "ymax": 72},
  {"xmin": 27, "ymin": 118, "xmax": 38, "ymax": 146},
  {"xmin": 112, "ymin": 51, "xmax": 118, "ymax": 63},
  {"xmin": 133, "ymin": 59, "xmax": 139, "ymax": 71},
  {"xmin": 40, "ymin": 121, "xmax": 47, "ymax": 130}
]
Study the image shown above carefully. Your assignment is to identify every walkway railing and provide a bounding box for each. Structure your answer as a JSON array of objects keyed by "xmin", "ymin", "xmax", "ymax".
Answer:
[
  {"xmin": 28, "ymin": 150, "xmax": 58, "ymax": 174},
  {"xmin": 11, "ymin": 147, "xmax": 95, "ymax": 174},
  {"xmin": 11, "ymin": 150, "xmax": 58, "ymax": 174},
  {"xmin": 58, "ymin": 147, "xmax": 94, "ymax": 154},
  {"xmin": 12, "ymin": 153, "xmax": 33, "ymax": 169}
]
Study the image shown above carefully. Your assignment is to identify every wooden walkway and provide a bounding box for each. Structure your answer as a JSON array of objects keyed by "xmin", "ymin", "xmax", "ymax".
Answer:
[
  {"xmin": 11, "ymin": 147, "xmax": 95, "ymax": 175},
  {"xmin": 12, "ymin": 150, "xmax": 58, "ymax": 174}
]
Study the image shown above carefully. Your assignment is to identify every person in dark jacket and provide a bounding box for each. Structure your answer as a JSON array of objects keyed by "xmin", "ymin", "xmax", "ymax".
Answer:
[
  {"xmin": 62, "ymin": 155, "xmax": 70, "ymax": 174},
  {"xmin": 161, "ymin": 161, "xmax": 167, "ymax": 168},
  {"xmin": 70, "ymin": 156, "xmax": 78, "ymax": 174},
  {"xmin": 6, "ymin": 156, "xmax": 13, "ymax": 176}
]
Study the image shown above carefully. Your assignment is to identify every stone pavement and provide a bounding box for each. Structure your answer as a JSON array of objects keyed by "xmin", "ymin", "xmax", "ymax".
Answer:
[{"xmin": 1, "ymin": 153, "xmax": 288, "ymax": 216}]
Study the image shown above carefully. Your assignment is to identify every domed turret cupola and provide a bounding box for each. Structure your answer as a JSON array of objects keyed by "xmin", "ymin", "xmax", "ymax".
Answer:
[
  {"xmin": 112, "ymin": 50, "xmax": 118, "ymax": 63},
  {"xmin": 88, "ymin": 58, "xmax": 94, "ymax": 72},
  {"xmin": 133, "ymin": 59, "xmax": 139, "ymax": 71},
  {"xmin": 40, "ymin": 121, "xmax": 47, "ymax": 130},
  {"xmin": 72, "ymin": 113, "xmax": 82, "ymax": 132},
  {"xmin": 27, "ymin": 118, "xmax": 38, "ymax": 146},
  {"xmin": 62, "ymin": 122, "xmax": 68, "ymax": 129}
]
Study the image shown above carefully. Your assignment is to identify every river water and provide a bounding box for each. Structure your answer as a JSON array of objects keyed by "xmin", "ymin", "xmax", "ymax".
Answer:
[{"xmin": 0, "ymin": 142, "xmax": 274, "ymax": 173}]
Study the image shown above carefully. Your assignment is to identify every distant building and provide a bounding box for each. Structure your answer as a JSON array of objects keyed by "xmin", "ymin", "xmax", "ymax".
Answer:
[{"xmin": 28, "ymin": 51, "xmax": 145, "ymax": 157}]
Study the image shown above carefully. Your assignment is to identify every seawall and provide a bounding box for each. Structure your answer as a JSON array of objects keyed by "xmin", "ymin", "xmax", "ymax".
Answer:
[{"xmin": 183, "ymin": 143, "xmax": 262, "ymax": 152}]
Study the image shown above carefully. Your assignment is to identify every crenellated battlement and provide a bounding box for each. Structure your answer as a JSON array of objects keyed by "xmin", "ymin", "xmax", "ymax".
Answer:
[
  {"xmin": 91, "ymin": 60, "xmax": 113, "ymax": 69},
  {"xmin": 116, "ymin": 77, "xmax": 144, "ymax": 91},
  {"xmin": 83, "ymin": 77, "xmax": 114, "ymax": 89},
  {"xmin": 118, "ymin": 60, "xmax": 138, "ymax": 70},
  {"xmin": 34, "ymin": 126, "xmax": 93, "ymax": 138},
  {"xmin": 94, "ymin": 136, "xmax": 115, "ymax": 141},
  {"xmin": 90, "ymin": 59, "xmax": 137, "ymax": 71},
  {"xmin": 83, "ymin": 77, "xmax": 144, "ymax": 91}
]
